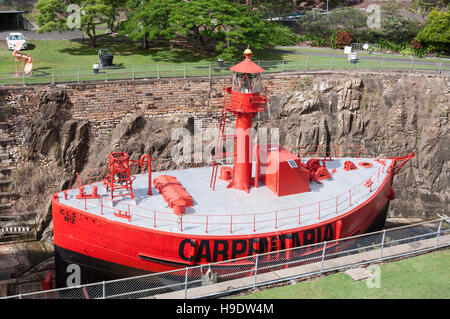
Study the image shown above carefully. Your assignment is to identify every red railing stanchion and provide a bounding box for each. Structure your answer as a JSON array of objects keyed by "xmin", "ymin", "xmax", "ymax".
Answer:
[
  {"xmin": 205, "ymin": 215, "xmax": 208, "ymax": 233},
  {"xmin": 153, "ymin": 210, "xmax": 156, "ymax": 228},
  {"xmin": 318, "ymin": 202, "xmax": 321, "ymax": 221},
  {"xmin": 253, "ymin": 213, "xmax": 256, "ymax": 232},
  {"xmin": 275, "ymin": 211, "xmax": 278, "ymax": 229},
  {"xmin": 230, "ymin": 215, "xmax": 233, "ymax": 233},
  {"xmin": 100, "ymin": 197, "xmax": 103, "ymax": 215},
  {"xmin": 349, "ymin": 190, "xmax": 352, "ymax": 207},
  {"xmin": 335, "ymin": 196, "xmax": 338, "ymax": 214},
  {"xmin": 377, "ymin": 166, "xmax": 381, "ymax": 183},
  {"xmin": 298, "ymin": 207, "xmax": 301, "ymax": 224}
]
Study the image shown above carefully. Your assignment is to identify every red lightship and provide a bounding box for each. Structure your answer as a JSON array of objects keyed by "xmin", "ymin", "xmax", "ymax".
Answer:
[{"xmin": 52, "ymin": 49, "xmax": 414, "ymax": 288}]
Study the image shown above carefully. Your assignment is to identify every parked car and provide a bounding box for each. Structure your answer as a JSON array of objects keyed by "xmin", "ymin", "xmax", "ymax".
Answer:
[{"xmin": 6, "ymin": 32, "xmax": 27, "ymax": 51}]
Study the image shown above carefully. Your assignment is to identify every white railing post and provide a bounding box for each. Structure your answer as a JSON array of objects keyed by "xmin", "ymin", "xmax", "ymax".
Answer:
[
  {"xmin": 183, "ymin": 63, "xmax": 186, "ymax": 79},
  {"xmin": 380, "ymin": 229, "xmax": 386, "ymax": 259},
  {"xmin": 305, "ymin": 56, "xmax": 309, "ymax": 71},
  {"xmin": 435, "ymin": 219, "xmax": 443, "ymax": 248},
  {"xmin": 380, "ymin": 57, "xmax": 385, "ymax": 72},
  {"xmin": 157, "ymin": 64, "xmax": 160, "ymax": 79},
  {"xmin": 184, "ymin": 267, "xmax": 189, "ymax": 299},
  {"xmin": 102, "ymin": 281, "xmax": 106, "ymax": 299},
  {"xmin": 281, "ymin": 60, "xmax": 285, "ymax": 72},
  {"xmin": 320, "ymin": 241, "xmax": 327, "ymax": 272},
  {"xmin": 253, "ymin": 254, "xmax": 259, "ymax": 288}
]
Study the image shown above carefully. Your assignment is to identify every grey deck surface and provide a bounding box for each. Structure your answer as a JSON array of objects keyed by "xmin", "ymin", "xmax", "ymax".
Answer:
[{"xmin": 56, "ymin": 158, "xmax": 392, "ymax": 236}]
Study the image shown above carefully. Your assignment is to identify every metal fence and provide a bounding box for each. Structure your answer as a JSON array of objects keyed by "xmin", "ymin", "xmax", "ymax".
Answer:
[
  {"xmin": 1, "ymin": 56, "xmax": 449, "ymax": 86},
  {"xmin": 2, "ymin": 217, "xmax": 449, "ymax": 299}
]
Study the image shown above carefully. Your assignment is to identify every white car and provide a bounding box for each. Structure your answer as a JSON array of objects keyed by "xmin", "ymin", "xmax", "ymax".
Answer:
[{"xmin": 6, "ymin": 33, "xmax": 27, "ymax": 51}]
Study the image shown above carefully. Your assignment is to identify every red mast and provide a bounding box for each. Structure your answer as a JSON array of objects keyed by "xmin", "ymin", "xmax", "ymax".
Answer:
[{"xmin": 224, "ymin": 48, "xmax": 268, "ymax": 192}]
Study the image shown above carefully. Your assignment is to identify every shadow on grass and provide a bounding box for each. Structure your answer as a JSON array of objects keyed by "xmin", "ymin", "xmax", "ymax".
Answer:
[
  {"xmin": 58, "ymin": 38, "xmax": 218, "ymax": 64},
  {"xmin": 31, "ymin": 67, "xmax": 52, "ymax": 76}
]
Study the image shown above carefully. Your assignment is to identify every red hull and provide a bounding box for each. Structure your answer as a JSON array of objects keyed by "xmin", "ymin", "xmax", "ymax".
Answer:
[{"xmin": 52, "ymin": 165, "xmax": 395, "ymax": 287}]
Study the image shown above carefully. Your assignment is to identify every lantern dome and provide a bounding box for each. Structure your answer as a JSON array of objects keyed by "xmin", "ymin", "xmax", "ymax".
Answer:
[{"xmin": 230, "ymin": 48, "xmax": 264, "ymax": 74}]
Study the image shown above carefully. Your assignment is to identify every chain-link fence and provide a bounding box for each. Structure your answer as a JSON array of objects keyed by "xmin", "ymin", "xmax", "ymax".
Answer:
[
  {"xmin": 2, "ymin": 217, "xmax": 449, "ymax": 299},
  {"xmin": 1, "ymin": 56, "xmax": 449, "ymax": 86}
]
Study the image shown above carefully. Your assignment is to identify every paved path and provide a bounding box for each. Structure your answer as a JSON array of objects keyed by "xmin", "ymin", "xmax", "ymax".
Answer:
[{"xmin": 148, "ymin": 233, "xmax": 450, "ymax": 299}]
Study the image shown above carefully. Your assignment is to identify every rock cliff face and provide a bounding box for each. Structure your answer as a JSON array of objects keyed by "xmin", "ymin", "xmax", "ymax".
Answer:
[{"xmin": 261, "ymin": 74, "xmax": 449, "ymax": 219}]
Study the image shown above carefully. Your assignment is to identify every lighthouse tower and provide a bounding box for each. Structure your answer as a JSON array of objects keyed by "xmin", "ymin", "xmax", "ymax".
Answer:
[{"xmin": 212, "ymin": 48, "xmax": 268, "ymax": 193}]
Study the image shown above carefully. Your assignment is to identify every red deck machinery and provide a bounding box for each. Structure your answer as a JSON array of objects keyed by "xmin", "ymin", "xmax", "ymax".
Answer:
[{"xmin": 103, "ymin": 152, "xmax": 136, "ymax": 200}]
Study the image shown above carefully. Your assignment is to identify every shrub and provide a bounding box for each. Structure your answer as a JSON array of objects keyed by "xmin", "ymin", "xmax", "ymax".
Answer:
[{"xmin": 334, "ymin": 30, "xmax": 353, "ymax": 49}]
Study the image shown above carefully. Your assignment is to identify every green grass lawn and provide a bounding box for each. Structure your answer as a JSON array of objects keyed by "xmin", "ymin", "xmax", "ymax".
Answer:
[
  {"xmin": 233, "ymin": 249, "xmax": 450, "ymax": 299},
  {"xmin": 0, "ymin": 38, "xmax": 448, "ymax": 85}
]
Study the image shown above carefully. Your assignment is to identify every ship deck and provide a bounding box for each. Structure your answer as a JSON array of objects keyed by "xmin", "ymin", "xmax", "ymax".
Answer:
[{"xmin": 55, "ymin": 157, "xmax": 392, "ymax": 236}]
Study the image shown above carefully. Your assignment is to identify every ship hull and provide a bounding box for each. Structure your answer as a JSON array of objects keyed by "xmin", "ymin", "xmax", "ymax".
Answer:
[{"xmin": 52, "ymin": 167, "xmax": 395, "ymax": 288}]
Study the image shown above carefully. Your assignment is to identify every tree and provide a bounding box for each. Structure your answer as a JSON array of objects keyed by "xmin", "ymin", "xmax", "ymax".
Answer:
[
  {"xmin": 168, "ymin": 0, "xmax": 297, "ymax": 59},
  {"xmin": 120, "ymin": 0, "xmax": 179, "ymax": 49},
  {"xmin": 410, "ymin": 0, "xmax": 449, "ymax": 17},
  {"xmin": 380, "ymin": 2, "xmax": 424, "ymax": 44},
  {"xmin": 416, "ymin": 9, "xmax": 450, "ymax": 53},
  {"xmin": 35, "ymin": 0, "xmax": 125, "ymax": 47}
]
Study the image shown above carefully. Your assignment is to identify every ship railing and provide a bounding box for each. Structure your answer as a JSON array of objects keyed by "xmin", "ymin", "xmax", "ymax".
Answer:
[
  {"xmin": 73, "ymin": 144, "xmax": 381, "ymax": 186},
  {"xmin": 286, "ymin": 144, "xmax": 371, "ymax": 160},
  {"xmin": 72, "ymin": 168, "xmax": 384, "ymax": 234}
]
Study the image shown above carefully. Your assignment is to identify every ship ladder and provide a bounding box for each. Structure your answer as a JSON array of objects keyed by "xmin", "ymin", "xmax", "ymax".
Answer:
[{"xmin": 210, "ymin": 109, "xmax": 236, "ymax": 190}]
